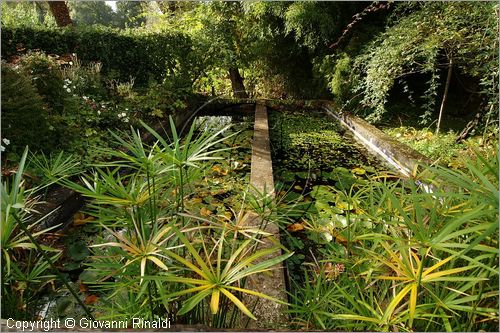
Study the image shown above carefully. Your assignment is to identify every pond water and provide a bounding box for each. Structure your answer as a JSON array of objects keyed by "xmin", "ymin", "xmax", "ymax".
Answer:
[{"xmin": 268, "ymin": 109, "xmax": 384, "ymax": 292}]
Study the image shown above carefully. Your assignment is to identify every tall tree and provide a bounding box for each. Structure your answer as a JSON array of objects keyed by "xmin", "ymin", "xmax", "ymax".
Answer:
[
  {"xmin": 200, "ymin": 1, "xmax": 250, "ymax": 98},
  {"xmin": 116, "ymin": 1, "xmax": 146, "ymax": 28},
  {"xmin": 48, "ymin": 1, "xmax": 72, "ymax": 27},
  {"xmin": 69, "ymin": 1, "xmax": 116, "ymax": 27}
]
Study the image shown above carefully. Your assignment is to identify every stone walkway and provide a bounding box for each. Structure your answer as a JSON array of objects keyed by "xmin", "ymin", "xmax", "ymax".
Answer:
[{"xmin": 244, "ymin": 102, "xmax": 288, "ymax": 329}]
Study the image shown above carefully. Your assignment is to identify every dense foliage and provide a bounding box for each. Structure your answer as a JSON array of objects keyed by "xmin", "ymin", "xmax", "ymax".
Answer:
[
  {"xmin": 352, "ymin": 2, "xmax": 499, "ymax": 123},
  {"xmin": 3, "ymin": 2, "xmax": 497, "ymax": 128},
  {"xmin": 2, "ymin": 26, "xmax": 193, "ymax": 85},
  {"xmin": 282, "ymin": 149, "xmax": 499, "ymax": 331},
  {"xmin": 1, "ymin": 1, "xmax": 498, "ymax": 331}
]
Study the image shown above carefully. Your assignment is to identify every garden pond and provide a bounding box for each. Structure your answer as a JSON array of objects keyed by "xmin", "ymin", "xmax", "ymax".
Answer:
[
  {"xmin": 268, "ymin": 109, "xmax": 385, "ymax": 297},
  {"xmin": 5, "ymin": 107, "xmax": 497, "ymax": 332}
]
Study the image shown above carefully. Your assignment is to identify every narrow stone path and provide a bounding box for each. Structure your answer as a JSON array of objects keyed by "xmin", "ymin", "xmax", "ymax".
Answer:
[{"xmin": 244, "ymin": 102, "xmax": 288, "ymax": 329}]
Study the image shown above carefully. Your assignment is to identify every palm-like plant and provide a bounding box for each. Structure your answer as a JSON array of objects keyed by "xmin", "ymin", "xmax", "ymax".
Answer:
[
  {"xmin": 61, "ymin": 118, "xmax": 292, "ymax": 325},
  {"xmin": 160, "ymin": 227, "xmax": 292, "ymax": 320},
  {"xmin": 1, "ymin": 147, "xmax": 60, "ymax": 274},
  {"xmin": 92, "ymin": 223, "xmax": 175, "ymax": 284},
  {"xmin": 288, "ymin": 148, "xmax": 498, "ymax": 331}
]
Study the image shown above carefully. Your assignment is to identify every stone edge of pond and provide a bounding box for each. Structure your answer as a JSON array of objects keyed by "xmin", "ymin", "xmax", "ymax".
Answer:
[{"xmin": 322, "ymin": 101, "xmax": 432, "ymax": 177}]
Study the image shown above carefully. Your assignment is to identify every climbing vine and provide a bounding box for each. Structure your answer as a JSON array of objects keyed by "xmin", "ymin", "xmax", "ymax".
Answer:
[{"xmin": 352, "ymin": 2, "xmax": 498, "ymax": 122}]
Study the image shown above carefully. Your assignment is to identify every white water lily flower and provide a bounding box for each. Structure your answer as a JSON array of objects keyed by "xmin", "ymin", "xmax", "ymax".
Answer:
[{"xmin": 2, "ymin": 138, "xmax": 10, "ymax": 145}]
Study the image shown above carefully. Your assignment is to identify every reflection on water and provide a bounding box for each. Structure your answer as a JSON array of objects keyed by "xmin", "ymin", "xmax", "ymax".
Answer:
[{"xmin": 195, "ymin": 115, "xmax": 234, "ymax": 132}]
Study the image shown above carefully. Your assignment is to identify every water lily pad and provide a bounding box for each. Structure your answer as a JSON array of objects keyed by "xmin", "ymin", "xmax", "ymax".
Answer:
[
  {"xmin": 63, "ymin": 261, "xmax": 81, "ymax": 271},
  {"xmin": 284, "ymin": 191, "xmax": 303, "ymax": 202},
  {"xmin": 68, "ymin": 242, "xmax": 89, "ymax": 261},
  {"xmin": 200, "ymin": 207, "xmax": 212, "ymax": 217},
  {"xmin": 311, "ymin": 185, "xmax": 336, "ymax": 202},
  {"xmin": 336, "ymin": 201, "xmax": 354, "ymax": 211},
  {"xmin": 287, "ymin": 223, "xmax": 305, "ymax": 232},
  {"xmin": 79, "ymin": 269, "xmax": 98, "ymax": 283},
  {"xmin": 56, "ymin": 297, "xmax": 75, "ymax": 316}
]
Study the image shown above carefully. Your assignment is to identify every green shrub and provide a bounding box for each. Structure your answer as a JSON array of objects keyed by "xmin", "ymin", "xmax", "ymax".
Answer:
[
  {"xmin": 60, "ymin": 55, "xmax": 107, "ymax": 99},
  {"xmin": 2, "ymin": 52, "xmax": 131, "ymax": 160},
  {"xmin": 2, "ymin": 26, "xmax": 194, "ymax": 86},
  {"xmin": 329, "ymin": 54, "xmax": 353, "ymax": 102},
  {"xmin": 352, "ymin": 2, "xmax": 498, "ymax": 122},
  {"xmin": 1, "ymin": 64, "xmax": 52, "ymax": 154},
  {"xmin": 19, "ymin": 52, "xmax": 67, "ymax": 113}
]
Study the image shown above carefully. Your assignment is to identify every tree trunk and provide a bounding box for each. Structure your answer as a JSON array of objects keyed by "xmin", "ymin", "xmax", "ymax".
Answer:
[
  {"xmin": 456, "ymin": 112, "xmax": 482, "ymax": 143},
  {"xmin": 229, "ymin": 67, "xmax": 249, "ymax": 99},
  {"xmin": 48, "ymin": 1, "xmax": 72, "ymax": 27},
  {"xmin": 436, "ymin": 57, "xmax": 453, "ymax": 135}
]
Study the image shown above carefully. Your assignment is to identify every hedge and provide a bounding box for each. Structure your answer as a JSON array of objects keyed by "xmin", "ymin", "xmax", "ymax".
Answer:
[{"xmin": 1, "ymin": 26, "xmax": 195, "ymax": 85}]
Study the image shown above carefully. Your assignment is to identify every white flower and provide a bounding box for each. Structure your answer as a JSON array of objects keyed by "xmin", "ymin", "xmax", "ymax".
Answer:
[
  {"xmin": 72, "ymin": 53, "xmax": 76, "ymax": 56},
  {"xmin": 0, "ymin": 145, "xmax": 5, "ymax": 152},
  {"xmin": 125, "ymin": 108, "xmax": 129, "ymax": 111},
  {"xmin": 83, "ymin": 96, "xmax": 88, "ymax": 100},
  {"xmin": 3, "ymin": 138, "xmax": 10, "ymax": 145},
  {"xmin": 121, "ymin": 112, "xmax": 126, "ymax": 117},
  {"xmin": 101, "ymin": 105, "xmax": 106, "ymax": 109},
  {"xmin": 322, "ymin": 232, "xmax": 333, "ymax": 242},
  {"xmin": 63, "ymin": 85, "xmax": 67, "ymax": 89},
  {"xmin": 124, "ymin": 118, "xmax": 129, "ymax": 123},
  {"xmin": 69, "ymin": 61, "xmax": 73, "ymax": 66},
  {"xmin": 66, "ymin": 88, "xmax": 71, "ymax": 93},
  {"xmin": 97, "ymin": 111, "xmax": 101, "ymax": 115}
]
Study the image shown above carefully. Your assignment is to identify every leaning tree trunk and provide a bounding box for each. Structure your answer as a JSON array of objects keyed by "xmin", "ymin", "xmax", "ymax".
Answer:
[
  {"xmin": 229, "ymin": 67, "xmax": 249, "ymax": 99},
  {"xmin": 436, "ymin": 57, "xmax": 453, "ymax": 135},
  {"xmin": 48, "ymin": 1, "xmax": 72, "ymax": 27}
]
